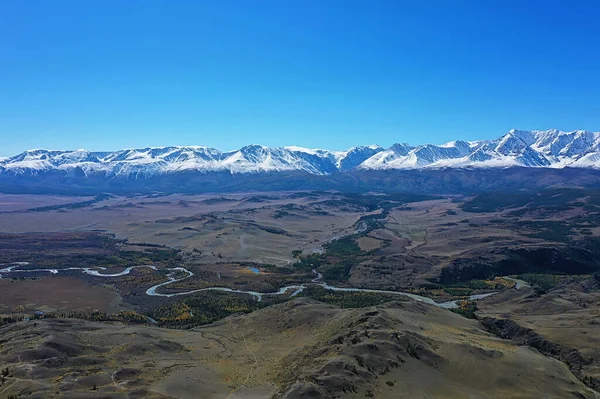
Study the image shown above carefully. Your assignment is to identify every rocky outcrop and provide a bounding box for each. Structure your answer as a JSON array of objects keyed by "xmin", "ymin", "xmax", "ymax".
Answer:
[{"xmin": 480, "ymin": 317, "xmax": 599, "ymax": 390}]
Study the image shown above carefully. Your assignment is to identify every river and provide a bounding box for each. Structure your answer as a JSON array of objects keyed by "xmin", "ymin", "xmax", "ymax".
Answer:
[{"xmin": 0, "ymin": 262, "xmax": 503, "ymax": 309}]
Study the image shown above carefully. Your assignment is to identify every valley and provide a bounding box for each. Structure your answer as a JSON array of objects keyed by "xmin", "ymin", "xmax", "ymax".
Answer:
[
  {"xmin": 1, "ymin": 189, "xmax": 600, "ymax": 398},
  {"xmin": 4, "ymin": 0, "xmax": 599, "ymax": 397}
]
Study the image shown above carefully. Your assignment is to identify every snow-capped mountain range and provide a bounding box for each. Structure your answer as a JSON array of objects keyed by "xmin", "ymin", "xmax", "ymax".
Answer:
[{"xmin": 2, "ymin": 129, "xmax": 600, "ymax": 177}]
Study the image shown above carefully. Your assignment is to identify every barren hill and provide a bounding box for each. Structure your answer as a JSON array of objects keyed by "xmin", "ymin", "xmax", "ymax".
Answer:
[{"xmin": 0, "ymin": 297, "xmax": 595, "ymax": 399}]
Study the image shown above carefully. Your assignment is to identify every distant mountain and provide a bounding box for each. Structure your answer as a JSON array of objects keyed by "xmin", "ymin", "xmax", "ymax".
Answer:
[
  {"xmin": 3, "ymin": 129, "xmax": 600, "ymax": 176},
  {"xmin": 2, "ymin": 129, "xmax": 600, "ymax": 194}
]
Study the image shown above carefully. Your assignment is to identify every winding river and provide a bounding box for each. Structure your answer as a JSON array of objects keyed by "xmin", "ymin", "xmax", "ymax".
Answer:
[{"xmin": 0, "ymin": 262, "xmax": 498, "ymax": 309}]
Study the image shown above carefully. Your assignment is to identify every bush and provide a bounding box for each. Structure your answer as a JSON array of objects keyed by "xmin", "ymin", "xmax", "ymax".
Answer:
[
  {"xmin": 450, "ymin": 300, "xmax": 478, "ymax": 319},
  {"xmin": 320, "ymin": 261, "xmax": 355, "ymax": 282},
  {"xmin": 323, "ymin": 237, "xmax": 362, "ymax": 257}
]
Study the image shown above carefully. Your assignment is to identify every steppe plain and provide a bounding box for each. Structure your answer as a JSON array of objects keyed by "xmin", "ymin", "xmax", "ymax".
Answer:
[{"xmin": 0, "ymin": 189, "xmax": 599, "ymax": 398}]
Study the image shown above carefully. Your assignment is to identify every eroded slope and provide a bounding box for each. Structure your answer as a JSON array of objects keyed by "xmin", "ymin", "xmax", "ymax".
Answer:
[{"xmin": 0, "ymin": 298, "xmax": 596, "ymax": 398}]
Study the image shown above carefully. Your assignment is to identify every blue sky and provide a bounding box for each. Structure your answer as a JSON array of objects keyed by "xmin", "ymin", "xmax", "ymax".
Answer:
[{"xmin": 1, "ymin": 0, "xmax": 599, "ymax": 155}]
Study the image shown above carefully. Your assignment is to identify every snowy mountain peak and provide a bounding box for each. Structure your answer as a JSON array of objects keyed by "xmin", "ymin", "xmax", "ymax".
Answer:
[{"xmin": 2, "ymin": 129, "xmax": 600, "ymax": 177}]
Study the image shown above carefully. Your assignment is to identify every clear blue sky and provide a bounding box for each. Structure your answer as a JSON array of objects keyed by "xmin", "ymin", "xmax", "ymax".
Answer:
[{"xmin": 1, "ymin": 0, "xmax": 599, "ymax": 155}]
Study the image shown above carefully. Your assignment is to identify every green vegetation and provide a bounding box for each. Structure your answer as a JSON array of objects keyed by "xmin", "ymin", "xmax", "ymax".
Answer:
[
  {"xmin": 461, "ymin": 192, "xmax": 533, "ymax": 213},
  {"xmin": 461, "ymin": 188, "xmax": 600, "ymax": 214},
  {"xmin": 441, "ymin": 287, "xmax": 473, "ymax": 296},
  {"xmin": 33, "ymin": 310, "xmax": 149, "ymax": 324},
  {"xmin": 314, "ymin": 192, "xmax": 437, "ymax": 214},
  {"xmin": 320, "ymin": 260, "xmax": 355, "ymax": 282},
  {"xmin": 20, "ymin": 194, "xmax": 112, "ymax": 212},
  {"xmin": 302, "ymin": 286, "xmax": 400, "ymax": 308},
  {"xmin": 272, "ymin": 210, "xmax": 289, "ymax": 218},
  {"xmin": 515, "ymin": 273, "xmax": 588, "ymax": 293},
  {"xmin": 436, "ymin": 278, "xmax": 514, "ymax": 297},
  {"xmin": 244, "ymin": 195, "xmax": 276, "ymax": 203},
  {"xmin": 290, "ymin": 192, "xmax": 438, "ymax": 285},
  {"xmin": 0, "ymin": 315, "xmax": 24, "ymax": 327},
  {"xmin": 441, "ymin": 241, "xmax": 600, "ymax": 284},
  {"xmin": 291, "ymin": 250, "xmax": 302, "ymax": 258},
  {"xmin": 292, "ymin": 236, "xmax": 362, "ymax": 284},
  {"xmin": 293, "ymin": 253, "xmax": 326, "ymax": 271},
  {"xmin": 517, "ymin": 220, "xmax": 575, "ymax": 242},
  {"xmin": 148, "ymin": 291, "xmax": 286, "ymax": 328},
  {"xmin": 323, "ymin": 236, "xmax": 362, "ymax": 258},
  {"xmin": 0, "ymin": 232, "xmax": 182, "ymax": 269},
  {"xmin": 450, "ymin": 300, "xmax": 478, "ymax": 319},
  {"xmin": 461, "ymin": 189, "xmax": 600, "ymax": 245},
  {"xmin": 201, "ymin": 197, "xmax": 236, "ymax": 205}
]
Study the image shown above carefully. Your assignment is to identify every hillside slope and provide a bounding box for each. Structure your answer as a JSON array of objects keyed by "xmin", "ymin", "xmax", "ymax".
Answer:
[{"xmin": 0, "ymin": 297, "xmax": 595, "ymax": 398}]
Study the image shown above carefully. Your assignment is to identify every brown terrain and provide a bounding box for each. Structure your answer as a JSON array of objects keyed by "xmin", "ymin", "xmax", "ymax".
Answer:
[
  {"xmin": 0, "ymin": 278, "xmax": 122, "ymax": 314},
  {"xmin": 0, "ymin": 189, "xmax": 599, "ymax": 398},
  {"xmin": 0, "ymin": 192, "xmax": 364, "ymax": 265},
  {"xmin": 0, "ymin": 298, "xmax": 595, "ymax": 399}
]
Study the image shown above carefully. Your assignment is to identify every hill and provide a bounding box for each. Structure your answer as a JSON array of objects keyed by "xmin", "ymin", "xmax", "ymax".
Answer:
[{"xmin": 0, "ymin": 297, "xmax": 594, "ymax": 398}]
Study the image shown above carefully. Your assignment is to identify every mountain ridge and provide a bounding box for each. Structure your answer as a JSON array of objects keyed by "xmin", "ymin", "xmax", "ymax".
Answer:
[{"xmin": 3, "ymin": 129, "xmax": 600, "ymax": 177}]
